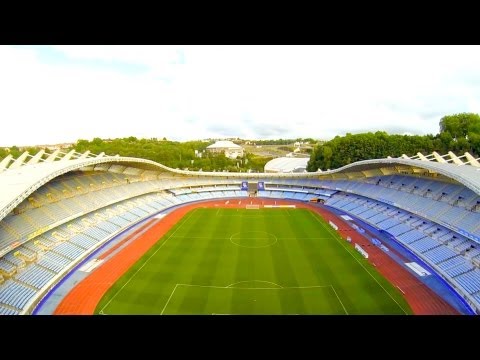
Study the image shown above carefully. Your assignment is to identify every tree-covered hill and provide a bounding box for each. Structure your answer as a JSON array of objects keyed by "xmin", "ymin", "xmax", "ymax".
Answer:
[
  {"xmin": 307, "ymin": 113, "xmax": 480, "ymax": 172},
  {"xmin": 2, "ymin": 113, "xmax": 479, "ymax": 173},
  {"xmin": 72, "ymin": 137, "xmax": 271, "ymax": 172}
]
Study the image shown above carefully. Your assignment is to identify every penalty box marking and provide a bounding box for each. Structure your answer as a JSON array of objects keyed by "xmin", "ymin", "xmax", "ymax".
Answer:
[{"xmin": 160, "ymin": 283, "xmax": 347, "ymax": 315}]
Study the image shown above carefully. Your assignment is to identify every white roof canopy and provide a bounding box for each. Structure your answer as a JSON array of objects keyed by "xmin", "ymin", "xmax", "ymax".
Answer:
[{"xmin": 1, "ymin": 150, "xmax": 479, "ymax": 224}]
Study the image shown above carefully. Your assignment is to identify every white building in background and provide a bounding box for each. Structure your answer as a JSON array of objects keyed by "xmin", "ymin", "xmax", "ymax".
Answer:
[
  {"xmin": 264, "ymin": 157, "xmax": 310, "ymax": 173},
  {"xmin": 206, "ymin": 141, "xmax": 244, "ymax": 159}
]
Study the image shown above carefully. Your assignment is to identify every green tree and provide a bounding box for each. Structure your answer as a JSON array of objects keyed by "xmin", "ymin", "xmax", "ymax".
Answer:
[
  {"xmin": 9, "ymin": 146, "xmax": 21, "ymax": 158},
  {"xmin": 0, "ymin": 148, "xmax": 8, "ymax": 160},
  {"xmin": 439, "ymin": 113, "xmax": 480, "ymax": 140}
]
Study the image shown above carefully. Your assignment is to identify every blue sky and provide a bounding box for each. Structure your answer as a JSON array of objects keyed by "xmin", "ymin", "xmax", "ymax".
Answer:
[{"xmin": 1, "ymin": 45, "xmax": 480, "ymax": 147}]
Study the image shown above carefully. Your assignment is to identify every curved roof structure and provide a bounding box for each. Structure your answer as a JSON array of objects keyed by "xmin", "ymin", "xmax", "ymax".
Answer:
[
  {"xmin": 0, "ymin": 152, "xmax": 173, "ymax": 223},
  {"xmin": 264, "ymin": 157, "xmax": 309, "ymax": 173},
  {"xmin": 329, "ymin": 157, "xmax": 480, "ymax": 195},
  {"xmin": 1, "ymin": 149, "xmax": 479, "ymax": 223}
]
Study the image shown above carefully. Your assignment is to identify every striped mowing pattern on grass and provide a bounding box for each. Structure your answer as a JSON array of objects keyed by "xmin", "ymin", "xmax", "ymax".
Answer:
[{"xmin": 96, "ymin": 208, "xmax": 412, "ymax": 315}]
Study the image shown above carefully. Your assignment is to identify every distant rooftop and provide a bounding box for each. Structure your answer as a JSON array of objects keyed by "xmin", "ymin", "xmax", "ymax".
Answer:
[{"xmin": 206, "ymin": 141, "xmax": 242, "ymax": 149}]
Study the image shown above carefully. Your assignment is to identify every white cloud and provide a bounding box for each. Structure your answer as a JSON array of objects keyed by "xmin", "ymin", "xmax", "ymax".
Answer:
[{"xmin": 1, "ymin": 45, "xmax": 480, "ymax": 147}]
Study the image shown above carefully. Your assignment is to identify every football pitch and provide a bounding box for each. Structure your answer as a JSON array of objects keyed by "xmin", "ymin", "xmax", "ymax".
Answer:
[{"xmin": 95, "ymin": 208, "xmax": 412, "ymax": 315}]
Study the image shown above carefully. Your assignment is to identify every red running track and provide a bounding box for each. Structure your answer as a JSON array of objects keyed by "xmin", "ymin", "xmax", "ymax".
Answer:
[{"xmin": 53, "ymin": 199, "xmax": 459, "ymax": 315}]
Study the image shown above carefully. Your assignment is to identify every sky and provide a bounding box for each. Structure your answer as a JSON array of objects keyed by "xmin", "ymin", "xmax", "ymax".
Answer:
[{"xmin": 1, "ymin": 45, "xmax": 480, "ymax": 147}]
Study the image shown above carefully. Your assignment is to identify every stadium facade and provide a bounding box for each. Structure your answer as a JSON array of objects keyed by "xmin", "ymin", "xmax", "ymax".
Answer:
[{"xmin": 0, "ymin": 149, "xmax": 479, "ymax": 315}]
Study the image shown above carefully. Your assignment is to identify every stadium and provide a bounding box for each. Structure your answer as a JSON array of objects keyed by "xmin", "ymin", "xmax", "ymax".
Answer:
[{"xmin": 0, "ymin": 148, "xmax": 479, "ymax": 315}]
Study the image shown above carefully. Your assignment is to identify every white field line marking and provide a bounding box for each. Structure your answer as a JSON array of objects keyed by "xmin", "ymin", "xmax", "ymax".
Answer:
[
  {"xmin": 330, "ymin": 285, "xmax": 348, "ymax": 315},
  {"xmin": 169, "ymin": 235, "xmax": 333, "ymax": 240},
  {"xmin": 160, "ymin": 284, "xmax": 180, "ymax": 315},
  {"xmin": 100, "ymin": 209, "xmax": 198, "ymax": 313},
  {"xmin": 176, "ymin": 283, "xmax": 331, "ymax": 290},
  {"xmin": 226, "ymin": 280, "xmax": 283, "ymax": 288},
  {"xmin": 155, "ymin": 283, "xmax": 338, "ymax": 315},
  {"xmin": 229, "ymin": 231, "xmax": 278, "ymax": 248},
  {"xmin": 308, "ymin": 211, "xmax": 408, "ymax": 315}
]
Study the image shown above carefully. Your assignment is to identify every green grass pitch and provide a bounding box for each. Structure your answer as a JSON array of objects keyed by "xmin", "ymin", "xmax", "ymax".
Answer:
[{"xmin": 95, "ymin": 208, "xmax": 412, "ymax": 315}]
